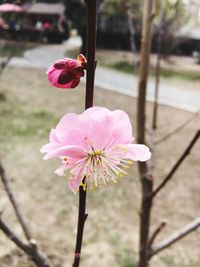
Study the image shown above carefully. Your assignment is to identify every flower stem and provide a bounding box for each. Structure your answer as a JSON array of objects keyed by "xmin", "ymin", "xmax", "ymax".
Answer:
[
  {"xmin": 85, "ymin": 0, "xmax": 98, "ymax": 109},
  {"xmin": 72, "ymin": 184, "xmax": 88, "ymax": 267},
  {"xmin": 72, "ymin": 1, "xmax": 98, "ymax": 267}
]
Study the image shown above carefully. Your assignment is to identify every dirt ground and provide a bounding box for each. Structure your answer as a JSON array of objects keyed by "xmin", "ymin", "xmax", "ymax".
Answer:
[{"xmin": 0, "ymin": 67, "xmax": 199, "ymax": 267}]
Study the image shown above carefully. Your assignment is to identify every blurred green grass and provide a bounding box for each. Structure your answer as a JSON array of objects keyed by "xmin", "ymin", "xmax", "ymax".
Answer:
[{"xmin": 108, "ymin": 60, "xmax": 200, "ymax": 81}]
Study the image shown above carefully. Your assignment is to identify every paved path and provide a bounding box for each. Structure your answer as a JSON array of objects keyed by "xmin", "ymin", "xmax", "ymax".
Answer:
[
  {"xmin": 9, "ymin": 37, "xmax": 200, "ymax": 112},
  {"xmin": 95, "ymin": 67, "xmax": 200, "ymax": 112}
]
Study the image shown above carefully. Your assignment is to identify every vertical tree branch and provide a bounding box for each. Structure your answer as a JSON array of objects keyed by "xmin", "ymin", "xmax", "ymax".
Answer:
[
  {"xmin": 84, "ymin": 0, "xmax": 98, "ymax": 109},
  {"xmin": 152, "ymin": 0, "xmax": 164, "ymax": 130},
  {"xmin": 124, "ymin": 1, "xmax": 138, "ymax": 69},
  {"xmin": 72, "ymin": 1, "xmax": 98, "ymax": 267},
  {"xmin": 72, "ymin": 185, "xmax": 88, "ymax": 267},
  {"xmin": 136, "ymin": 1, "xmax": 154, "ymax": 267}
]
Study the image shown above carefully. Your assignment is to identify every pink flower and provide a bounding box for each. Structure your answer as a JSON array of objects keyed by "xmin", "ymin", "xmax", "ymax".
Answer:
[
  {"xmin": 40, "ymin": 107, "xmax": 151, "ymax": 192},
  {"xmin": 47, "ymin": 54, "xmax": 87, "ymax": 89}
]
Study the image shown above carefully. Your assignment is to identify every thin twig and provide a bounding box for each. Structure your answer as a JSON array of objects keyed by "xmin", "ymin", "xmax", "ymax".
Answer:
[
  {"xmin": 155, "ymin": 110, "xmax": 199, "ymax": 145},
  {"xmin": 148, "ymin": 221, "xmax": 167, "ymax": 248},
  {"xmin": 152, "ymin": 0, "xmax": 164, "ymax": 130},
  {"xmin": 72, "ymin": 1, "xmax": 98, "ymax": 267},
  {"xmin": 0, "ymin": 160, "xmax": 32, "ymax": 241},
  {"xmin": 0, "ymin": 216, "xmax": 29, "ymax": 252},
  {"xmin": 136, "ymin": 0, "xmax": 154, "ymax": 266},
  {"xmin": 72, "ymin": 185, "xmax": 88, "ymax": 267},
  {"xmin": 0, "ymin": 216, "xmax": 53, "ymax": 267},
  {"xmin": 84, "ymin": 0, "xmax": 98, "ymax": 109},
  {"xmin": 152, "ymin": 129, "xmax": 200, "ymax": 198},
  {"xmin": 124, "ymin": 1, "xmax": 138, "ymax": 70},
  {"xmin": 149, "ymin": 217, "xmax": 200, "ymax": 258}
]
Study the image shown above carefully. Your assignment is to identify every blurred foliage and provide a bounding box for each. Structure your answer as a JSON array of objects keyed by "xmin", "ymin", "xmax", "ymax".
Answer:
[
  {"xmin": 101, "ymin": 0, "xmax": 142, "ymax": 16},
  {"xmin": 101, "ymin": 0, "xmax": 188, "ymax": 25},
  {"xmin": 154, "ymin": 0, "xmax": 188, "ymax": 29}
]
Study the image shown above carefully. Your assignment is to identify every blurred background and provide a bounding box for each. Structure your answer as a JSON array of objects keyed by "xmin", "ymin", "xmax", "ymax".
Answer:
[{"xmin": 0, "ymin": 1, "xmax": 199, "ymax": 267}]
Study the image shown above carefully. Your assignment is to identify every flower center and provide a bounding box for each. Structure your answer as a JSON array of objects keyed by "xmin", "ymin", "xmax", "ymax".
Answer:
[
  {"xmin": 68, "ymin": 146, "xmax": 133, "ymax": 192},
  {"xmin": 88, "ymin": 149, "xmax": 103, "ymax": 163}
]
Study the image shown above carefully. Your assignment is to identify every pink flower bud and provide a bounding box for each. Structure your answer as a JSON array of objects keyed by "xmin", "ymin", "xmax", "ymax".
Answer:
[{"xmin": 47, "ymin": 54, "xmax": 87, "ymax": 89}]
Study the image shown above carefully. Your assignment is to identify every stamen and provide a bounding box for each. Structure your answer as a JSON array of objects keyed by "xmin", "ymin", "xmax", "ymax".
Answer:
[{"xmin": 67, "ymin": 144, "xmax": 132, "ymax": 191}]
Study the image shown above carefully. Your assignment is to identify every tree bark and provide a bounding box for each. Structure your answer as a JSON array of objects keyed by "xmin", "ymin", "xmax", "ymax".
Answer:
[
  {"xmin": 72, "ymin": 1, "xmax": 98, "ymax": 267},
  {"xmin": 136, "ymin": 1, "xmax": 154, "ymax": 267},
  {"xmin": 0, "ymin": 217, "xmax": 53, "ymax": 267},
  {"xmin": 152, "ymin": 0, "xmax": 164, "ymax": 130}
]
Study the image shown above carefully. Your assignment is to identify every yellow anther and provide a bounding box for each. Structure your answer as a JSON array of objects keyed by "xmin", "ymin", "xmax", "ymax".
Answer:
[
  {"xmin": 118, "ymin": 171, "xmax": 123, "ymax": 177},
  {"xmin": 80, "ymin": 182, "xmax": 87, "ymax": 191},
  {"xmin": 95, "ymin": 149, "xmax": 102, "ymax": 155}
]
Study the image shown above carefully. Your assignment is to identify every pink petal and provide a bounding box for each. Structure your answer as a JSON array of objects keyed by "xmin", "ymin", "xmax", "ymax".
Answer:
[
  {"xmin": 68, "ymin": 171, "xmax": 83, "ymax": 192},
  {"xmin": 70, "ymin": 78, "xmax": 81, "ymax": 88},
  {"xmin": 43, "ymin": 145, "xmax": 87, "ymax": 160},
  {"xmin": 81, "ymin": 107, "xmax": 111, "ymax": 120},
  {"xmin": 58, "ymin": 70, "xmax": 74, "ymax": 85},
  {"xmin": 56, "ymin": 113, "xmax": 79, "ymax": 133},
  {"xmin": 80, "ymin": 108, "xmax": 116, "ymax": 149},
  {"xmin": 46, "ymin": 58, "xmax": 83, "ymax": 89},
  {"xmin": 49, "ymin": 129, "xmax": 60, "ymax": 143},
  {"xmin": 55, "ymin": 165, "xmax": 68, "ymax": 176},
  {"xmin": 40, "ymin": 142, "xmax": 60, "ymax": 154},
  {"xmin": 81, "ymin": 107, "xmax": 133, "ymax": 148},
  {"xmin": 110, "ymin": 110, "xmax": 133, "ymax": 144},
  {"xmin": 124, "ymin": 144, "xmax": 151, "ymax": 162}
]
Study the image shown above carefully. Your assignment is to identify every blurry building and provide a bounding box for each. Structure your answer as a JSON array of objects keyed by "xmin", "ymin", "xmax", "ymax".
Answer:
[{"xmin": 0, "ymin": 2, "xmax": 70, "ymax": 43}]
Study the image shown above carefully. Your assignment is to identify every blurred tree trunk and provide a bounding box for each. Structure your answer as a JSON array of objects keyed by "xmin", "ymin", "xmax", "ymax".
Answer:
[
  {"xmin": 136, "ymin": 0, "xmax": 154, "ymax": 267},
  {"xmin": 125, "ymin": 1, "xmax": 138, "ymax": 69},
  {"xmin": 152, "ymin": 0, "xmax": 164, "ymax": 130}
]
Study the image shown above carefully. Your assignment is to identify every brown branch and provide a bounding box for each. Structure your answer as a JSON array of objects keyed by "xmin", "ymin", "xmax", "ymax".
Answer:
[
  {"xmin": 72, "ymin": 1, "xmax": 98, "ymax": 267},
  {"xmin": 152, "ymin": 129, "xmax": 200, "ymax": 198},
  {"xmin": 0, "ymin": 160, "xmax": 32, "ymax": 241},
  {"xmin": 124, "ymin": 1, "xmax": 138, "ymax": 69},
  {"xmin": 0, "ymin": 161, "xmax": 53, "ymax": 266},
  {"xmin": 0, "ymin": 216, "xmax": 29, "ymax": 252},
  {"xmin": 155, "ymin": 110, "xmax": 199, "ymax": 145},
  {"xmin": 149, "ymin": 217, "xmax": 200, "ymax": 258},
  {"xmin": 136, "ymin": 0, "xmax": 154, "ymax": 266},
  {"xmin": 0, "ymin": 216, "xmax": 53, "ymax": 267},
  {"xmin": 152, "ymin": 0, "xmax": 164, "ymax": 130},
  {"xmin": 148, "ymin": 221, "xmax": 167, "ymax": 248}
]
